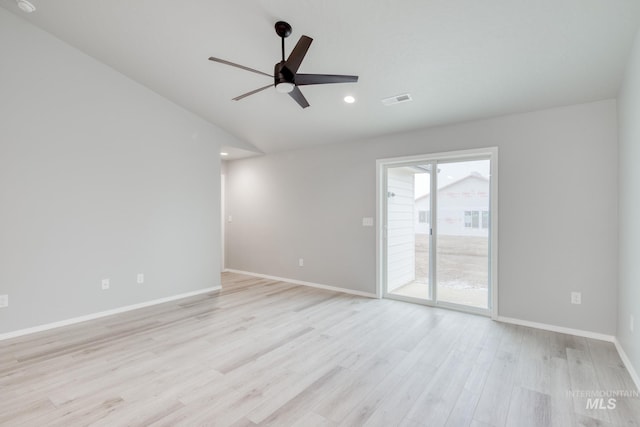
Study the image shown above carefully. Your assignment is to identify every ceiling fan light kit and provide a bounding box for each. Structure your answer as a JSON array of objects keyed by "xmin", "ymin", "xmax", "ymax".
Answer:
[
  {"xmin": 275, "ymin": 82, "xmax": 295, "ymax": 94},
  {"xmin": 208, "ymin": 21, "xmax": 358, "ymax": 109}
]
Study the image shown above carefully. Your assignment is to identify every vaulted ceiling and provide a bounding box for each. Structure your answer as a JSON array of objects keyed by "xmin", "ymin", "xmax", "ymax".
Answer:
[{"xmin": 2, "ymin": 0, "xmax": 640, "ymax": 157}]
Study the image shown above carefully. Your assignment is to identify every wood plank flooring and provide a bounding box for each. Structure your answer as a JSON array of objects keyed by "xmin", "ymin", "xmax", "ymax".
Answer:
[{"xmin": 1, "ymin": 272, "xmax": 639, "ymax": 426}]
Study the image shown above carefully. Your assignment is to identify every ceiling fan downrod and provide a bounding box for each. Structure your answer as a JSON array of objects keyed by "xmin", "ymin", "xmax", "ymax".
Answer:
[{"xmin": 275, "ymin": 21, "xmax": 292, "ymax": 62}]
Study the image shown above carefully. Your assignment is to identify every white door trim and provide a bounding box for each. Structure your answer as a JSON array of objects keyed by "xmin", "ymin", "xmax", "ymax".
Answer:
[{"xmin": 221, "ymin": 173, "xmax": 226, "ymax": 271}]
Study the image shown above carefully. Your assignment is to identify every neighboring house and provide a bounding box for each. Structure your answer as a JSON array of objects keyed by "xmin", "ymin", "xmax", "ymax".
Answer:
[{"xmin": 415, "ymin": 172, "xmax": 490, "ymax": 237}]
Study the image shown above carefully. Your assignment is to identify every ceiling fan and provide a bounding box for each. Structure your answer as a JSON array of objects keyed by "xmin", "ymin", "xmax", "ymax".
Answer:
[{"xmin": 208, "ymin": 21, "xmax": 358, "ymax": 109}]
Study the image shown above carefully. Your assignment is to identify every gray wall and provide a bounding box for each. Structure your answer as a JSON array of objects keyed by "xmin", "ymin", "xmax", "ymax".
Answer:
[
  {"xmin": 0, "ymin": 8, "xmax": 232, "ymax": 334},
  {"xmin": 618, "ymin": 27, "xmax": 640, "ymax": 381},
  {"xmin": 226, "ymin": 100, "xmax": 618, "ymax": 335}
]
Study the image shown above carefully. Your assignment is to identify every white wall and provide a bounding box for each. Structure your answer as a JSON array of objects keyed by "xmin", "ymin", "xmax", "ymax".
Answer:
[
  {"xmin": 0, "ymin": 8, "xmax": 233, "ymax": 334},
  {"xmin": 226, "ymin": 99, "xmax": 618, "ymax": 335},
  {"xmin": 618, "ymin": 27, "xmax": 640, "ymax": 383}
]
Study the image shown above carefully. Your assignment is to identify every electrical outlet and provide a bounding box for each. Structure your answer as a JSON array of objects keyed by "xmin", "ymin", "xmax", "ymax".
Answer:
[
  {"xmin": 298, "ymin": 258, "xmax": 304, "ymax": 267},
  {"xmin": 631, "ymin": 315, "xmax": 635, "ymax": 333},
  {"xmin": 228, "ymin": 215, "xmax": 233, "ymax": 223},
  {"xmin": 137, "ymin": 273, "xmax": 144, "ymax": 284},
  {"xmin": 0, "ymin": 294, "xmax": 8, "ymax": 308},
  {"xmin": 571, "ymin": 292, "xmax": 581, "ymax": 305},
  {"xmin": 101, "ymin": 278, "xmax": 110, "ymax": 290}
]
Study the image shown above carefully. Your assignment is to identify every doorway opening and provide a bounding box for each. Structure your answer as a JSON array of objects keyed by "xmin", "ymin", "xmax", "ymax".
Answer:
[{"xmin": 377, "ymin": 148, "xmax": 498, "ymax": 316}]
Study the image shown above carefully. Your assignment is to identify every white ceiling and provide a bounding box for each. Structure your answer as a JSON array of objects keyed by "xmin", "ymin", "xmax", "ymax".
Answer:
[{"xmin": 3, "ymin": 0, "xmax": 640, "ymax": 157}]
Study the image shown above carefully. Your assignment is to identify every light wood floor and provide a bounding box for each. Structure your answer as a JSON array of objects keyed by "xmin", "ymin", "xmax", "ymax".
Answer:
[{"xmin": 1, "ymin": 272, "xmax": 639, "ymax": 426}]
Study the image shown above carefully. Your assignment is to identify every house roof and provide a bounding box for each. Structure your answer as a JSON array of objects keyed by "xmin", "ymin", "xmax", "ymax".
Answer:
[{"xmin": 415, "ymin": 172, "xmax": 489, "ymax": 202}]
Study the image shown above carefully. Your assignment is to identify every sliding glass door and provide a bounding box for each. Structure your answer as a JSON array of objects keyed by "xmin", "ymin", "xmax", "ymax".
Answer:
[{"xmin": 380, "ymin": 149, "xmax": 496, "ymax": 315}]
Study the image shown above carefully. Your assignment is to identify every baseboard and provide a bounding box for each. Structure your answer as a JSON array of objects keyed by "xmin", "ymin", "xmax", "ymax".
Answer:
[
  {"xmin": 614, "ymin": 337, "xmax": 640, "ymax": 392},
  {"xmin": 0, "ymin": 286, "xmax": 221, "ymax": 342},
  {"xmin": 224, "ymin": 269, "xmax": 378, "ymax": 299},
  {"xmin": 496, "ymin": 316, "xmax": 615, "ymax": 343}
]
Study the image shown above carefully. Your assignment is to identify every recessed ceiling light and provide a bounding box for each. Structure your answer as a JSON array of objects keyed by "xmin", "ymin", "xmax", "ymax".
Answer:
[
  {"xmin": 344, "ymin": 95, "xmax": 356, "ymax": 104},
  {"xmin": 220, "ymin": 152, "xmax": 229, "ymax": 156},
  {"xmin": 16, "ymin": 0, "xmax": 36, "ymax": 13}
]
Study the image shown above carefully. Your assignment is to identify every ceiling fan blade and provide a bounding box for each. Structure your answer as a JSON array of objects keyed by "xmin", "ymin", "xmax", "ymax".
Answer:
[
  {"xmin": 208, "ymin": 57, "xmax": 272, "ymax": 78},
  {"xmin": 295, "ymin": 74, "xmax": 359, "ymax": 86},
  {"xmin": 232, "ymin": 84, "xmax": 273, "ymax": 101},
  {"xmin": 284, "ymin": 35, "xmax": 313, "ymax": 74},
  {"xmin": 289, "ymin": 86, "xmax": 310, "ymax": 109}
]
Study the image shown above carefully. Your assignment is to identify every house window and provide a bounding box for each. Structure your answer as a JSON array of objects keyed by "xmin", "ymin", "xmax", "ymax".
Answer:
[
  {"xmin": 482, "ymin": 211, "xmax": 489, "ymax": 229},
  {"xmin": 465, "ymin": 210, "xmax": 487, "ymax": 229},
  {"xmin": 418, "ymin": 210, "xmax": 430, "ymax": 224},
  {"xmin": 472, "ymin": 211, "xmax": 479, "ymax": 228}
]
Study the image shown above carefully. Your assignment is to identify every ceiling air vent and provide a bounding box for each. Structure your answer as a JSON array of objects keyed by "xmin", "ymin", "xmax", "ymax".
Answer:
[{"xmin": 381, "ymin": 93, "xmax": 412, "ymax": 106}]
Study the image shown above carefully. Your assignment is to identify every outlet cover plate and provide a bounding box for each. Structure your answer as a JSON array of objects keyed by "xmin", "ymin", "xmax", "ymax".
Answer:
[{"xmin": 571, "ymin": 291, "xmax": 581, "ymax": 305}]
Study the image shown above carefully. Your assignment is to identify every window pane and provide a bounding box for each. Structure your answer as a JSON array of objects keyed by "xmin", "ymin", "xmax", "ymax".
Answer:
[
  {"xmin": 464, "ymin": 211, "xmax": 472, "ymax": 228},
  {"xmin": 482, "ymin": 211, "xmax": 489, "ymax": 229}
]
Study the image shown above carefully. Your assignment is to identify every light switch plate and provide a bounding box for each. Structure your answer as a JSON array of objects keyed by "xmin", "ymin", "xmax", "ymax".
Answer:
[
  {"xmin": 362, "ymin": 217, "xmax": 374, "ymax": 227},
  {"xmin": 0, "ymin": 294, "xmax": 8, "ymax": 308}
]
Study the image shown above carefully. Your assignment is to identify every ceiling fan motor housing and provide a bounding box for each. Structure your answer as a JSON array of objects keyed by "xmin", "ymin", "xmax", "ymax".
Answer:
[{"xmin": 275, "ymin": 61, "xmax": 294, "ymax": 85}]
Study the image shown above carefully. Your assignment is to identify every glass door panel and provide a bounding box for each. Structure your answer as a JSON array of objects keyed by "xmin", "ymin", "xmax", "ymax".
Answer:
[
  {"xmin": 385, "ymin": 164, "xmax": 432, "ymax": 301},
  {"xmin": 435, "ymin": 159, "xmax": 490, "ymax": 309}
]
